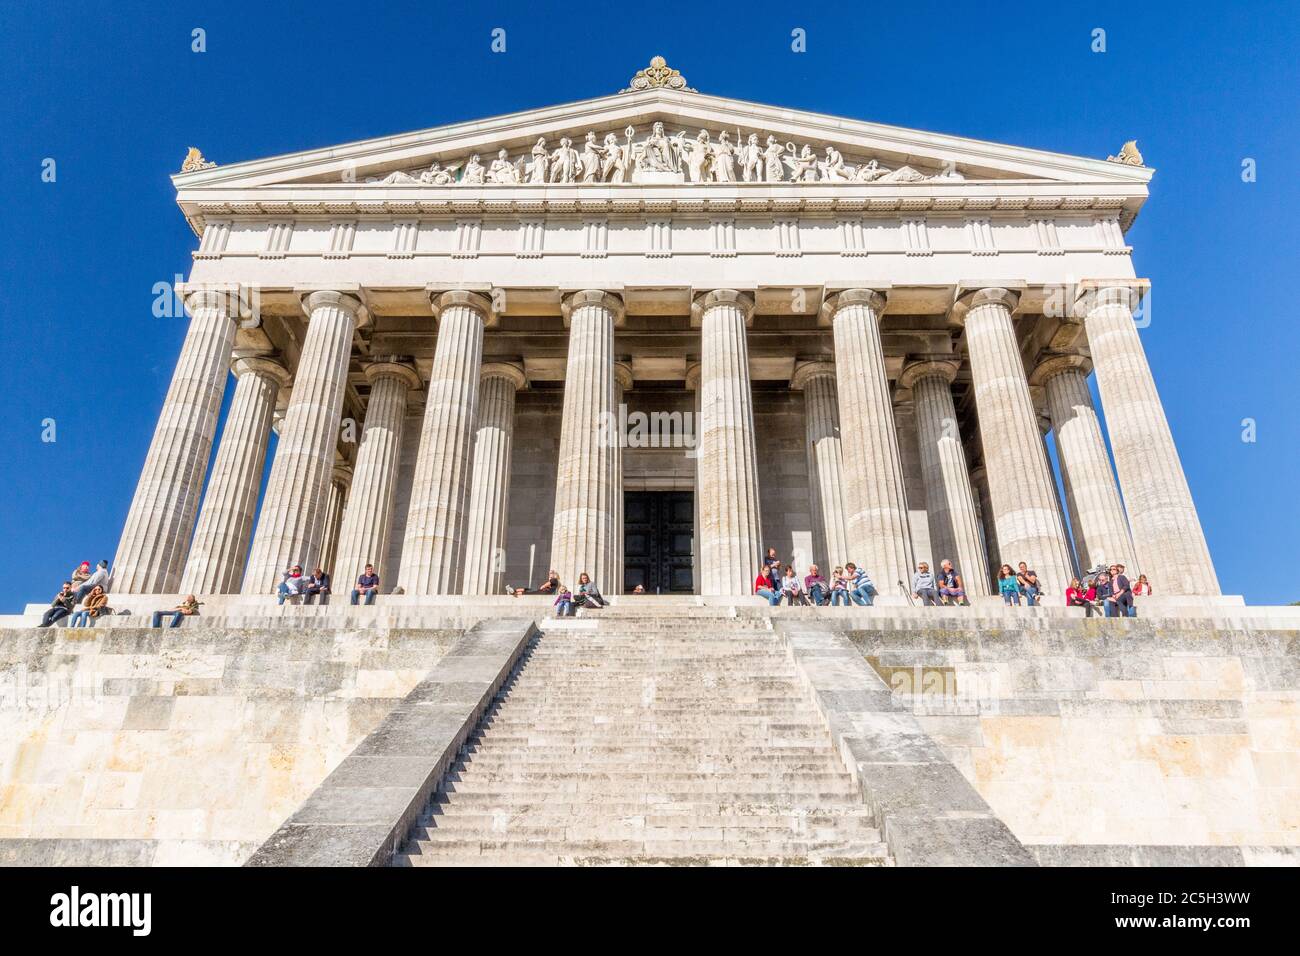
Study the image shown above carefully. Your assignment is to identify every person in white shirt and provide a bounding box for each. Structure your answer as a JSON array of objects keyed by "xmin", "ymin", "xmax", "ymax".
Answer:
[{"xmin": 73, "ymin": 560, "xmax": 110, "ymax": 603}]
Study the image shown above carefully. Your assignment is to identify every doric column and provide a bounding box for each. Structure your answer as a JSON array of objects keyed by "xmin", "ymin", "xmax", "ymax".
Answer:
[
  {"xmin": 399, "ymin": 290, "xmax": 495, "ymax": 595},
  {"xmin": 179, "ymin": 355, "xmax": 291, "ymax": 594},
  {"xmin": 319, "ymin": 464, "xmax": 351, "ymax": 575},
  {"xmin": 686, "ymin": 362, "xmax": 703, "ymax": 592},
  {"xmin": 549, "ymin": 290, "xmax": 623, "ymax": 591},
  {"xmin": 242, "ymin": 290, "xmax": 366, "ymax": 593},
  {"xmin": 611, "ymin": 362, "xmax": 633, "ymax": 591},
  {"xmin": 791, "ymin": 361, "xmax": 850, "ymax": 569},
  {"xmin": 955, "ymin": 288, "xmax": 1073, "ymax": 590},
  {"xmin": 693, "ymin": 290, "xmax": 762, "ymax": 595},
  {"xmin": 900, "ymin": 360, "xmax": 991, "ymax": 595},
  {"xmin": 822, "ymin": 289, "xmax": 913, "ymax": 589},
  {"xmin": 969, "ymin": 463, "xmax": 999, "ymax": 590},
  {"xmin": 332, "ymin": 361, "xmax": 421, "ymax": 593},
  {"xmin": 1032, "ymin": 352, "xmax": 1136, "ymax": 574},
  {"xmin": 462, "ymin": 362, "xmax": 526, "ymax": 595},
  {"xmin": 113, "ymin": 288, "xmax": 238, "ymax": 594},
  {"xmin": 1078, "ymin": 284, "xmax": 1218, "ymax": 593}
]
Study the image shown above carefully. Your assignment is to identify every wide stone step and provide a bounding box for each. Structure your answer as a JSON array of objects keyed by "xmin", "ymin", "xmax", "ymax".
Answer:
[
  {"xmin": 402, "ymin": 837, "xmax": 890, "ymax": 860},
  {"xmin": 416, "ymin": 815, "xmax": 880, "ymax": 836},
  {"xmin": 438, "ymin": 781, "xmax": 862, "ymax": 797},
  {"xmin": 409, "ymin": 821, "xmax": 882, "ymax": 842},
  {"xmin": 397, "ymin": 851, "xmax": 890, "ymax": 867}
]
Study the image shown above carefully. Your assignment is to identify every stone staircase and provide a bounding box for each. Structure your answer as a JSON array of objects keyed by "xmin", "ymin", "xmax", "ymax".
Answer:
[{"xmin": 395, "ymin": 611, "xmax": 890, "ymax": 866}]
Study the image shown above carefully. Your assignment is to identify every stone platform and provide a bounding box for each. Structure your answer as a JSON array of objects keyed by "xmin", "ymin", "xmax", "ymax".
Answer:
[{"xmin": 2, "ymin": 602, "xmax": 1298, "ymax": 866}]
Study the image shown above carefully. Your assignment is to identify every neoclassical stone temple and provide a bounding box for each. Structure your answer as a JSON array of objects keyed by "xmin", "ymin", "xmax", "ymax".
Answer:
[{"xmin": 113, "ymin": 58, "xmax": 1219, "ymax": 600}]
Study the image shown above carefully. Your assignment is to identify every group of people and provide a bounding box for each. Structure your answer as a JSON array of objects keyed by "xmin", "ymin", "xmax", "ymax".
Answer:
[
  {"xmin": 1066, "ymin": 565, "xmax": 1151, "ymax": 617},
  {"xmin": 509, "ymin": 570, "xmax": 609, "ymax": 617},
  {"xmin": 752, "ymin": 548, "xmax": 971, "ymax": 607},
  {"xmin": 275, "ymin": 563, "xmax": 381, "ymax": 606},
  {"xmin": 38, "ymin": 560, "xmax": 113, "ymax": 628}
]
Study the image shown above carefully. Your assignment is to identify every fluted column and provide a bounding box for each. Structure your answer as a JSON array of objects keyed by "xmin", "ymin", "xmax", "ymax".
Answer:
[
  {"xmin": 242, "ymin": 291, "xmax": 365, "ymax": 593},
  {"xmin": 399, "ymin": 290, "xmax": 495, "ymax": 595},
  {"xmin": 900, "ymin": 360, "xmax": 991, "ymax": 595},
  {"xmin": 611, "ymin": 362, "xmax": 633, "ymax": 591},
  {"xmin": 694, "ymin": 290, "xmax": 762, "ymax": 595},
  {"xmin": 319, "ymin": 464, "xmax": 351, "ymax": 575},
  {"xmin": 686, "ymin": 362, "xmax": 703, "ymax": 593},
  {"xmin": 956, "ymin": 287, "xmax": 1073, "ymax": 591},
  {"xmin": 970, "ymin": 463, "xmax": 999, "ymax": 590},
  {"xmin": 549, "ymin": 291, "xmax": 623, "ymax": 591},
  {"xmin": 462, "ymin": 363, "xmax": 526, "ymax": 594},
  {"xmin": 1078, "ymin": 284, "xmax": 1218, "ymax": 593},
  {"xmin": 179, "ymin": 356, "xmax": 291, "ymax": 594},
  {"xmin": 823, "ymin": 289, "xmax": 913, "ymax": 589},
  {"xmin": 113, "ymin": 289, "xmax": 238, "ymax": 593},
  {"xmin": 791, "ymin": 361, "xmax": 850, "ymax": 569},
  {"xmin": 333, "ymin": 361, "xmax": 421, "ymax": 592}
]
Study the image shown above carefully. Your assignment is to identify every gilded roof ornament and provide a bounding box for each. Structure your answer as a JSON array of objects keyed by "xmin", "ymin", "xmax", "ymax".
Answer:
[
  {"xmin": 621, "ymin": 55, "xmax": 696, "ymax": 94},
  {"xmin": 180, "ymin": 147, "xmax": 217, "ymax": 173},
  {"xmin": 1106, "ymin": 140, "xmax": 1144, "ymax": 166}
]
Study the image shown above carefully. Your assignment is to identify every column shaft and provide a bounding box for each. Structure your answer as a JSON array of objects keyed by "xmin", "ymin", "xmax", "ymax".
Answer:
[
  {"xmin": 242, "ymin": 291, "xmax": 362, "ymax": 593},
  {"xmin": 462, "ymin": 364, "xmax": 525, "ymax": 594},
  {"xmin": 319, "ymin": 467, "xmax": 350, "ymax": 576},
  {"xmin": 333, "ymin": 363, "xmax": 419, "ymax": 593},
  {"xmin": 960, "ymin": 288, "xmax": 1074, "ymax": 590},
  {"xmin": 905, "ymin": 363, "xmax": 991, "ymax": 595},
  {"xmin": 550, "ymin": 291, "xmax": 622, "ymax": 591},
  {"xmin": 179, "ymin": 357, "xmax": 289, "ymax": 594},
  {"xmin": 826, "ymin": 289, "xmax": 914, "ymax": 588},
  {"xmin": 695, "ymin": 290, "xmax": 763, "ymax": 595},
  {"xmin": 1082, "ymin": 286, "xmax": 1218, "ymax": 594},
  {"xmin": 792, "ymin": 363, "xmax": 851, "ymax": 569},
  {"xmin": 113, "ymin": 290, "xmax": 237, "ymax": 593},
  {"xmin": 399, "ymin": 291, "xmax": 491, "ymax": 594}
]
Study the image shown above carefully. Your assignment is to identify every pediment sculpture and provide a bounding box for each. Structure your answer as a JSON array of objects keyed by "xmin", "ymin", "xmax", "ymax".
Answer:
[{"xmin": 364, "ymin": 124, "xmax": 963, "ymax": 187}]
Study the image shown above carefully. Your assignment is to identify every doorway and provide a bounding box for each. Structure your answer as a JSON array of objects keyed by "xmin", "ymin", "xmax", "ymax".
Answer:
[{"xmin": 623, "ymin": 491, "xmax": 694, "ymax": 594}]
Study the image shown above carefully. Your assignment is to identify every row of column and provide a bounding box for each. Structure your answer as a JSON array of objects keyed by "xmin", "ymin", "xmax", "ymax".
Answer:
[{"xmin": 112, "ymin": 282, "xmax": 1218, "ymax": 598}]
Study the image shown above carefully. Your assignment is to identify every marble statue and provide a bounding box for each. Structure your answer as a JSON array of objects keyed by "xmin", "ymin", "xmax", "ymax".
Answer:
[
  {"xmin": 527, "ymin": 138, "xmax": 549, "ymax": 184},
  {"xmin": 820, "ymin": 146, "xmax": 855, "ymax": 182},
  {"xmin": 640, "ymin": 122, "xmax": 677, "ymax": 173},
  {"xmin": 549, "ymin": 137, "xmax": 580, "ymax": 183},
  {"xmin": 711, "ymin": 131, "xmax": 736, "ymax": 182},
  {"xmin": 739, "ymin": 133, "xmax": 763, "ymax": 183},
  {"xmin": 783, "ymin": 143, "xmax": 819, "ymax": 182},
  {"xmin": 488, "ymin": 148, "xmax": 521, "ymax": 185},
  {"xmin": 763, "ymin": 136, "xmax": 786, "ymax": 182},
  {"xmin": 579, "ymin": 131, "xmax": 603, "ymax": 183},
  {"xmin": 681, "ymin": 130, "xmax": 713, "ymax": 183},
  {"xmin": 462, "ymin": 154, "xmax": 486, "ymax": 185}
]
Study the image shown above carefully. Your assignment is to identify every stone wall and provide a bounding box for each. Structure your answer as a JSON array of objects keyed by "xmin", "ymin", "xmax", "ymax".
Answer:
[
  {"xmin": 841, "ymin": 617, "xmax": 1300, "ymax": 850},
  {"xmin": 0, "ymin": 625, "xmax": 460, "ymax": 865}
]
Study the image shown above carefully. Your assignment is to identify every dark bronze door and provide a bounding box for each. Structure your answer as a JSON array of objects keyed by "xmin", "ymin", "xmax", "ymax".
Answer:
[{"xmin": 623, "ymin": 491, "xmax": 694, "ymax": 594}]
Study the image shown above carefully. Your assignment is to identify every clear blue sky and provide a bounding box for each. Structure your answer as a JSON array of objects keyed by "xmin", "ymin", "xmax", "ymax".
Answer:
[{"xmin": 0, "ymin": 1, "xmax": 1295, "ymax": 608}]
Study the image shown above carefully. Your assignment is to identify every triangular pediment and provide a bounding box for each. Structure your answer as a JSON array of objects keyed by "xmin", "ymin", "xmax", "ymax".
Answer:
[{"xmin": 174, "ymin": 87, "xmax": 1152, "ymax": 195}]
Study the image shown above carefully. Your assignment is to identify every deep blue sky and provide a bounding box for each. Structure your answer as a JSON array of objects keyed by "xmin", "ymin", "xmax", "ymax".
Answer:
[{"xmin": 0, "ymin": 1, "xmax": 1295, "ymax": 608}]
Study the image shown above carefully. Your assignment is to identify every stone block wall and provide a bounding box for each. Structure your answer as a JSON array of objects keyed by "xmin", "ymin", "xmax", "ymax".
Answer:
[
  {"xmin": 843, "ymin": 619, "xmax": 1300, "ymax": 849},
  {"xmin": 0, "ymin": 625, "xmax": 460, "ymax": 864}
]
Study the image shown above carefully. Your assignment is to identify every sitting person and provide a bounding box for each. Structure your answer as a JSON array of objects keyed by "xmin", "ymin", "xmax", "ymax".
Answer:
[
  {"xmin": 537, "ymin": 570, "xmax": 561, "ymax": 594},
  {"xmin": 1016, "ymin": 562, "xmax": 1041, "ymax": 607},
  {"xmin": 1093, "ymin": 571, "xmax": 1112, "ymax": 613},
  {"xmin": 575, "ymin": 572, "xmax": 607, "ymax": 608},
  {"xmin": 912, "ymin": 562, "xmax": 940, "ymax": 606},
  {"xmin": 937, "ymin": 560, "xmax": 967, "ymax": 606},
  {"xmin": 804, "ymin": 565, "xmax": 828, "ymax": 606},
  {"xmin": 762, "ymin": 547, "xmax": 782, "ymax": 578},
  {"xmin": 1132, "ymin": 573, "xmax": 1153, "ymax": 597},
  {"xmin": 350, "ymin": 564, "xmax": 380, "ymax": 606},
  {"xmin": 753, "ymin": 568, "xmax": 781, "ymax": 606},
  {"xmin": 277, "ymin": 565, "xmax": 304, "ymax": 605},
  {"xmin": 302, "ymin": 567, "xmax": 331, "ymax": 605},
  {"xmin": 70, "ymin": 562, "xmax": 92, "ymax": 590},
  {"xmin": 68, "ymin": 585, "xmax": 109, "ymax": 627},
  {"xmin": 781, "ymin": 566, "xmax": 810, "ymax": 606},
  {"xmin": 845, "ymin": 563, "xmax": 876, "ymax": 606},
  {"xmin": 74, "ymin": 560, "xmax": 110, "ymax": 604},
  {"xmin": 631, "ymin": 584, "xmax": 646, "ymax": 594},
  {"xmin": 829, "ymin": 566, "xmax": 852, "ymax": 606},
  {"xmin": 1066, "ymin": 577, "xmax": 1098, "ymax": 616},
  {"xmin": 39, "ymin": 581, "xmax": 78, "ymax": 628},
  {"xmin": 997, "ymin": 564, "xmax": 1022, "ymax": 606},
  {"xmin": 1105, "ymin": 564, "xmax": 1134, "ymax": 618},
  {"xmin": 152, "ymin": 594, "xmax": 202, "ymax": 629},
  {"xmin": 553, "ymin": 584, "xmax": 574, "ymax": 617}
]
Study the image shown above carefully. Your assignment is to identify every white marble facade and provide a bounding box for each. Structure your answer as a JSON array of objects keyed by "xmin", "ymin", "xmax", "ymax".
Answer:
[{"xmin": 111, "ymin": 62, "xmax": 1219, "ymax": 598}]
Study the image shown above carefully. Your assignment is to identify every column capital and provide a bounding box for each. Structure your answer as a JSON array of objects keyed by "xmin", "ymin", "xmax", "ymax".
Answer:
[
  {"xmin": 363, "ymin": 360, "xmax": 422, "ymax": 391},
  {"xmin": 331, "ymin": 462, "xmax": 353, "ymax": 489},
  {"xmin": 684, "ymin": 361, "xmax": 702, "ymax": 391},
  {"xmin": 300, "ymin": 288, "xmax": 370, "ymax": 328},
  {"xmin": 480, "ymin": 361, "xmax": 527, "ymax": 390},
  {"xmin": 231, "ymin": 355, "xmax": 292, "ymax": 389},
  {"xmin": 429, "ymin": 288, "xmax": 499, "ymax": 328},
  {"xmin": 898, "ymin": 358, "xmax": 960, "ymax": 390},
  {"xmin": 818, "ymin": 288, "xmax": 887, "ymax": 326},
  {"xmin": 561, "ymin": 289, "xmax": 625, "ymax": 327},
  {"xmin": 789, "ymin": 360, "xmax": 837, "ymax": 391},
  {"xmin": 614, "ymin": 361, "xmax": 634, "ymax": 391},
  {"xmin": 1073, "ymin": 278, "xmax": 1150, "ymax": 317},
  {"xmin": 1029, "ymin": 351, "xmax": 1092, "ymax": 387},
  {"xmin": 691, "ymin": 289, "xmax": 754, "ymax": 327},
  {"xmin": 950, "ymin": 286, "xmax": 1020, "ymax": 324}
]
